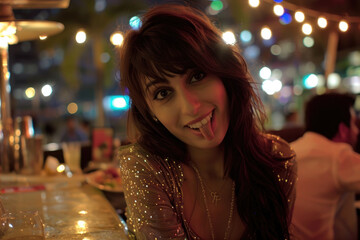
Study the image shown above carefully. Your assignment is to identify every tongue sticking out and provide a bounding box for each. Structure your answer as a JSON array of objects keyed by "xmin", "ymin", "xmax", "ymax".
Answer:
[{"xmin": 199, "ymin": 120, "xmax": 214, "ymax": 140}]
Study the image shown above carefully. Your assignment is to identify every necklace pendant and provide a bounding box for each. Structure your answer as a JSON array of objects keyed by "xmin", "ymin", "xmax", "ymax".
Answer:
[{"xmin": 210, "ymin": 192, "xmax": 221, "ymax": 205}]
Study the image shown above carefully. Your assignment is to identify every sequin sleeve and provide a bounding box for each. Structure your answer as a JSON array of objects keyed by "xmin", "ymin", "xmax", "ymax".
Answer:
[
  {"xmin": 119, "ymin": 144, "xmax": 186, "ymax": 240},
  {"xmin": 265, "ymin": 134, "xmax": 298, "ymax": 224}
]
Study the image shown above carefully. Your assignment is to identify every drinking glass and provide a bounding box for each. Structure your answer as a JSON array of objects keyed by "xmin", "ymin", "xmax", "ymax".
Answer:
[
  {"xmin": 62, "ymin": 142, "xmax": 82, "ymax": 174},
  {"xmin": 0, "ymin": 210, "xmax": 45, "ymax": 240},
  {"xmin": 20, "ymin": 136, "xmax": 44, "ymax": 175}
]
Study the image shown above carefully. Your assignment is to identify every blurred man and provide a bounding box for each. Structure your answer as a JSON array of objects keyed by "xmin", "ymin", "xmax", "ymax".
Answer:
[
  {"xmin": 291, "ymin": 92, "xmax": 360, "ymax": 240},
  {"xmin": 60, "ymin": 116, "xmax": 88, "ymax": 142}
]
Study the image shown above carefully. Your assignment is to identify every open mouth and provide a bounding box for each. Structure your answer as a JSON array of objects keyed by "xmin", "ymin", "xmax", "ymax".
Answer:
[
  {"xmin": 186, "ymin": 111, "xmax": 213, "ymax": 130},
  {"xmin": 185, "ymin": 110, "xmax": 215, "ymax": 140}
]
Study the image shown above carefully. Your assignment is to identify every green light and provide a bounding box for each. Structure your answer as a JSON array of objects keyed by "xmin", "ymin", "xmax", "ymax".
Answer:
[{"xmin": 211, "ymin": 1, "xmax": 223, "ymax": 11}]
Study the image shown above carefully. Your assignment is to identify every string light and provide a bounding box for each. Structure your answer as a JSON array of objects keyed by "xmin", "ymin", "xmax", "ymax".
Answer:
[
  {"xmin": 294, "ymin": 11, "xmax": 305, "ymax": 23},
  {"xmin": 273, "ymin": 4, "xmax": 284, "ymax": 16},
  {"xmin": 339, "ymin": 20, "xmax": 349, "ymax": 32},
  {"xmin": 248, "ymin": 0, "xmax": 260, "ymax": 8},
  {"xmin": 302, "ymin": 23, "xmax": 312, "ymax": 35},
  {"xmin": 257, "ymin": 0, "xmax": 360, "ymax": 34},
  {"xmin": 75, "ymin": 29, "xmax": 86, "ymax": 44},
  {"xmin": 317, "ymin": 17, "xmax": 328, "ymax": 28},
  {"xmin": 260, "ymin": 26, "xmax": 272, "ymax": 40}
]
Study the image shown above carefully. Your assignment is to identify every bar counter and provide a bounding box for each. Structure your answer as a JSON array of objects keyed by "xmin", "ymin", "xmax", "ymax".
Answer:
[{"xmin": 0, "ymin": 174, "xmax": 128, "ymax": 239}]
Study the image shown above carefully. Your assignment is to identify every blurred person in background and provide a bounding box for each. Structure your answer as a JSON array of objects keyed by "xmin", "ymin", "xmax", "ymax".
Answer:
[
  {"xmin": 291, "ymin": 92, "xmax": 360, "ymax": 240},
  {"xmin": 117, "ymin": 4, "xmax": 296, "ymax": 239},
  {"xmin": 80, "ymin": 118, "xmax": 91, "ymax": 139},
  {"xmin": 60, "ymin": 116, "xmax": 88, "ymax": 143},
  {"xmin": 43, "ymin": 122, "xmax": 58, "ymax": 144}
]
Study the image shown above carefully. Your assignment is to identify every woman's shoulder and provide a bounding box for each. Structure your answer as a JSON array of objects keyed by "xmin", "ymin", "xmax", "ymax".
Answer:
[
  {"xmin": 117, "ymin": 143, "xmax": 181, "ymax": 175},
  {"xmin": 117, "ymin": 143, "xmax": 153, "ymax": 166},
  {"xmin": 262, "ymin": 133, "xmax": 296, "ymax": 162}
]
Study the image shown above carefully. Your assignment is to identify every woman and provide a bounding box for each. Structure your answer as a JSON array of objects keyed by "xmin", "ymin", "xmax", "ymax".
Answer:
[{"xmin": 117, "ymin": 4, "xmax": 296, "ymax": 239}]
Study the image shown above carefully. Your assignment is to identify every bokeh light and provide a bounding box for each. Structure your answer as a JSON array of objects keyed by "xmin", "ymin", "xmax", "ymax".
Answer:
[
  {"xmin": 270, "ymin": 44, "xmax": 282, "ymax": 55},
  {"xmin": 317, "ymin": 17, "xmax": 328, "ymax": 28},
  {"xmin": 303, "ymin": 36, "xmax": 314, "ymax": 48},
  {"xmin": 248, "ymin": 0, "xmax": 260, "ymax": 8},
  {"xmin": 279, "ymin": 12, "xmax": 292, "ymax": 25},
  {"xmin": 262, "ymin": 79, "xmax": 282, "ymax": 95},
  {"xmin": 75, "ymin": 30, "xmax": 86, "ymax": 44},
  {"xmin": 327, "ymin": 73, "xmax": 341, "ymax": 89},
  {"xmin": 303, "ymin": 74, "xmax": 319, "ymax": 89},
  {"xmin": 260, "ymin": 27, "xmax": 272, "ymax": 40},
  {"xmin": 302, "ymin": 23, "xmax": 312, "ymax": 35},
  {"xmin": 273, "ymin": 4, "xmax": 284, "ymax": 16},
  {"xmin": 110, "ymin": 32, "xmax": 124, "ymax": 46},
  {"xmin": 222, "ymin": 31, "xmax": 236, "ymax": 45},
  {"xmin": 294, "ymin": 11, "xmax": 305, "ymax": 22},
  {"xmin": 339, "ymin": 20, "xmax": 349, "ymax": 32},
  {"xmin": 41, "ymin": 84, "xmax": 52, "ymax": 97},
  {"xmin": 129, "ymin": 16, "xmax": 141, "ymax": 30},
  {"xmin": 259, "ymin": 66, "xmax": 272, "ymax": 79},
  {"xmin": 240, "ymin": 30, "xmax": 252, "ymax": 44},
  {"xmin": 67, "ymin": 102, "xmax": 78, "ymax": 114},
  {"xmin": 210, "ymin": 1, "xmax": 223, "ymax": 11},
  {"xmin": 243, "ymin": 45, "xmax": 260, "ymax": 59},
  {"xmin": 25, "ymin": 87, "xmax": 35, "ymax": 99}
]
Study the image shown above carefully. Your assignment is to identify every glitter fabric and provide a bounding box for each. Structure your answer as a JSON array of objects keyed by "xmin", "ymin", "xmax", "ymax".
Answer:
[{"xmin": 118, "ymin": 134, "xmax": 296, "ymax": 239}]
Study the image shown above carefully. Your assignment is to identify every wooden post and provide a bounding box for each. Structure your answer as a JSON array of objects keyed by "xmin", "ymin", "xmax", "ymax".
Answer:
[{"xmin": 324, "ymin": 31, "xmax": 339, "ymax": 88}]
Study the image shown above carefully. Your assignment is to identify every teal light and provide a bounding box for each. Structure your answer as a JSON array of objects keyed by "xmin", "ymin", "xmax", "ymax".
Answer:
[
  {"xmin": 303, "ymin": 74, "xmax": 318, "ymax": 89},
  {"xmin": 104, "ymin": 95, "xmax": 130, "ymax": 111},
  {"xmin": 210, "ymin": 1, "xmax": 223, "ymax": 11},
  {"xmin": 240, "ymin": 30, "xmax": 252, "ymax": 43},
  {"xmin": 129, "ymin": 16, "xmax": 141, "ymax": 30}
]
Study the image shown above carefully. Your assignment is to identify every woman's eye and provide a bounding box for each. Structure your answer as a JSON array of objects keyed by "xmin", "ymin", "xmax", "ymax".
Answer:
[
  {"xmin": 190, "ymin": 71, "xmax": 206, "ymax": 83},
  {"xmin": 154, "ymin": 89, "xmax": 171, "ymax": 100}
]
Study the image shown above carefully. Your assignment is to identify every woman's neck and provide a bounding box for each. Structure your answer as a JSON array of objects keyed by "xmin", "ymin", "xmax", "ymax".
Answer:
[{"xmin": 187, "ymin": 145, "xmax": 225, "ymax": 179}]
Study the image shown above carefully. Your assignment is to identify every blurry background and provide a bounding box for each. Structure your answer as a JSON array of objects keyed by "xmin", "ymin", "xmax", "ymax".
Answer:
[{"xmin": 8, "ymin": 0, "xmax": 360, "ymax": 143}]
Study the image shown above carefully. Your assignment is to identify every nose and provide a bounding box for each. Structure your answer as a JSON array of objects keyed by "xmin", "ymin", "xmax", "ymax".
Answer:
[{"xmin": 178, "ymin": 87, "xmax": 200, "ymax": 116}]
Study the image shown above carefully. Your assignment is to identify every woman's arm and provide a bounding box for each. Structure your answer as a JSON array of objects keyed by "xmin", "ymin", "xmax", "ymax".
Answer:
[{"xmin": 119, "ymin": 145, "xmax": 186, "ymax": 239}]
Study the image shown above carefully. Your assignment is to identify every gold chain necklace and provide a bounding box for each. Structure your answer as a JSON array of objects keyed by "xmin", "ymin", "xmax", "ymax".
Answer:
[{"xmin": 191, "ymin": 163, "xmax": 235, "ymax": 240}]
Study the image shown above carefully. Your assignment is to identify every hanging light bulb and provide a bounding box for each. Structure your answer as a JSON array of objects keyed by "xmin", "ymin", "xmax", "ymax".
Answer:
[
  {"xmin": 75, "ymin": 29, "xmax": 86, "ymax": 44},
  {"xmin": 261, "ymin": 26, "xmax": 272, "ymax": 40},
  {"xmin": 302, "ymin": 23, "xmax": 312, "ymax": 35},
  {"xmin": 317, "ymin": 17, "xmax": 328, "ymax": 28},
  {"xmin": 294, "ymin": 11, "xmax": 305, "ymax": 23},
  {"xmin": 273, "ymin": 4, "xmax": 284, "ymax": 16},
  {"xmin": 339, "ymin": 20, "xmax": 349, "ymax": 32},
  {"xmin": 110, "ymin": 31, "xmax": 124, "ymax": 46},
  {"xmin": 248, "ymin": 0, "xmax": 260, "ymax": 8}
]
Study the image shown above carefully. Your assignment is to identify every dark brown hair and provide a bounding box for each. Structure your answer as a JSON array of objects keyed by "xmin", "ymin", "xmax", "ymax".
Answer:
[
  {"xmin": 119, "ymin": 4, "xmax": 293, "ymax": 239},
  {"xmin": 305, "ymin": 92, "xmax": 355, "ymax": 139}
]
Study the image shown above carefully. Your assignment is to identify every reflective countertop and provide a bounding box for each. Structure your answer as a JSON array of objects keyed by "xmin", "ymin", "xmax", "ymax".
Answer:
[{"xmin": 0, "ymin": 174, "xmax": 128, "ymax": 239}]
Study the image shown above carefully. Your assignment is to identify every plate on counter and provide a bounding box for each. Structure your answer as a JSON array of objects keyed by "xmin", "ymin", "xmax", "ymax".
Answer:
[{"xmin": 85, "ymin": 167, "xmax": 123, "ymax": 193}]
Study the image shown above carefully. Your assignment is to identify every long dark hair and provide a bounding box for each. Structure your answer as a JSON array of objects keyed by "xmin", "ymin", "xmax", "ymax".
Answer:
[{"xmin": 119, "ymin": 4, "xmax": 293, "ymax": 239}]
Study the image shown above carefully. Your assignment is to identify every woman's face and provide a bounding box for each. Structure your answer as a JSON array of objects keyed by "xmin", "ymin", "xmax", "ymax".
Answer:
[{"xmin": 144, "ymin": 69, "xmax": 229, "ymax": 149}]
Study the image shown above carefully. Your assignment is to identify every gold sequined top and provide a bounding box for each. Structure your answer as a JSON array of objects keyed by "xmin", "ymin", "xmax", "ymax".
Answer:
[{"xmin": 118, "ymin": 134, "xmax": 296, "ymax": 239}]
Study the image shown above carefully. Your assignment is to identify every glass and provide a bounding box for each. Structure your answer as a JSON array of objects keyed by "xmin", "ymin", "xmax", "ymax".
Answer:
[
  {"xmin": 20, "ymin": 136, "xmax": 44, "ymax": 175},
  {"xmin": 0, "ymin": 210, "xmax": 45, "ymax": 240},
  {"xmin": 62, "ymin": 142, "xmax": 82, "ymax": 174}
]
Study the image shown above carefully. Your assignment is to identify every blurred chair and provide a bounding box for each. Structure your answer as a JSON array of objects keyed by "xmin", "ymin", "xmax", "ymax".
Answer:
[{"xmin": 267, "ymin": 126, "xmax": 305, "ymax": 143}]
